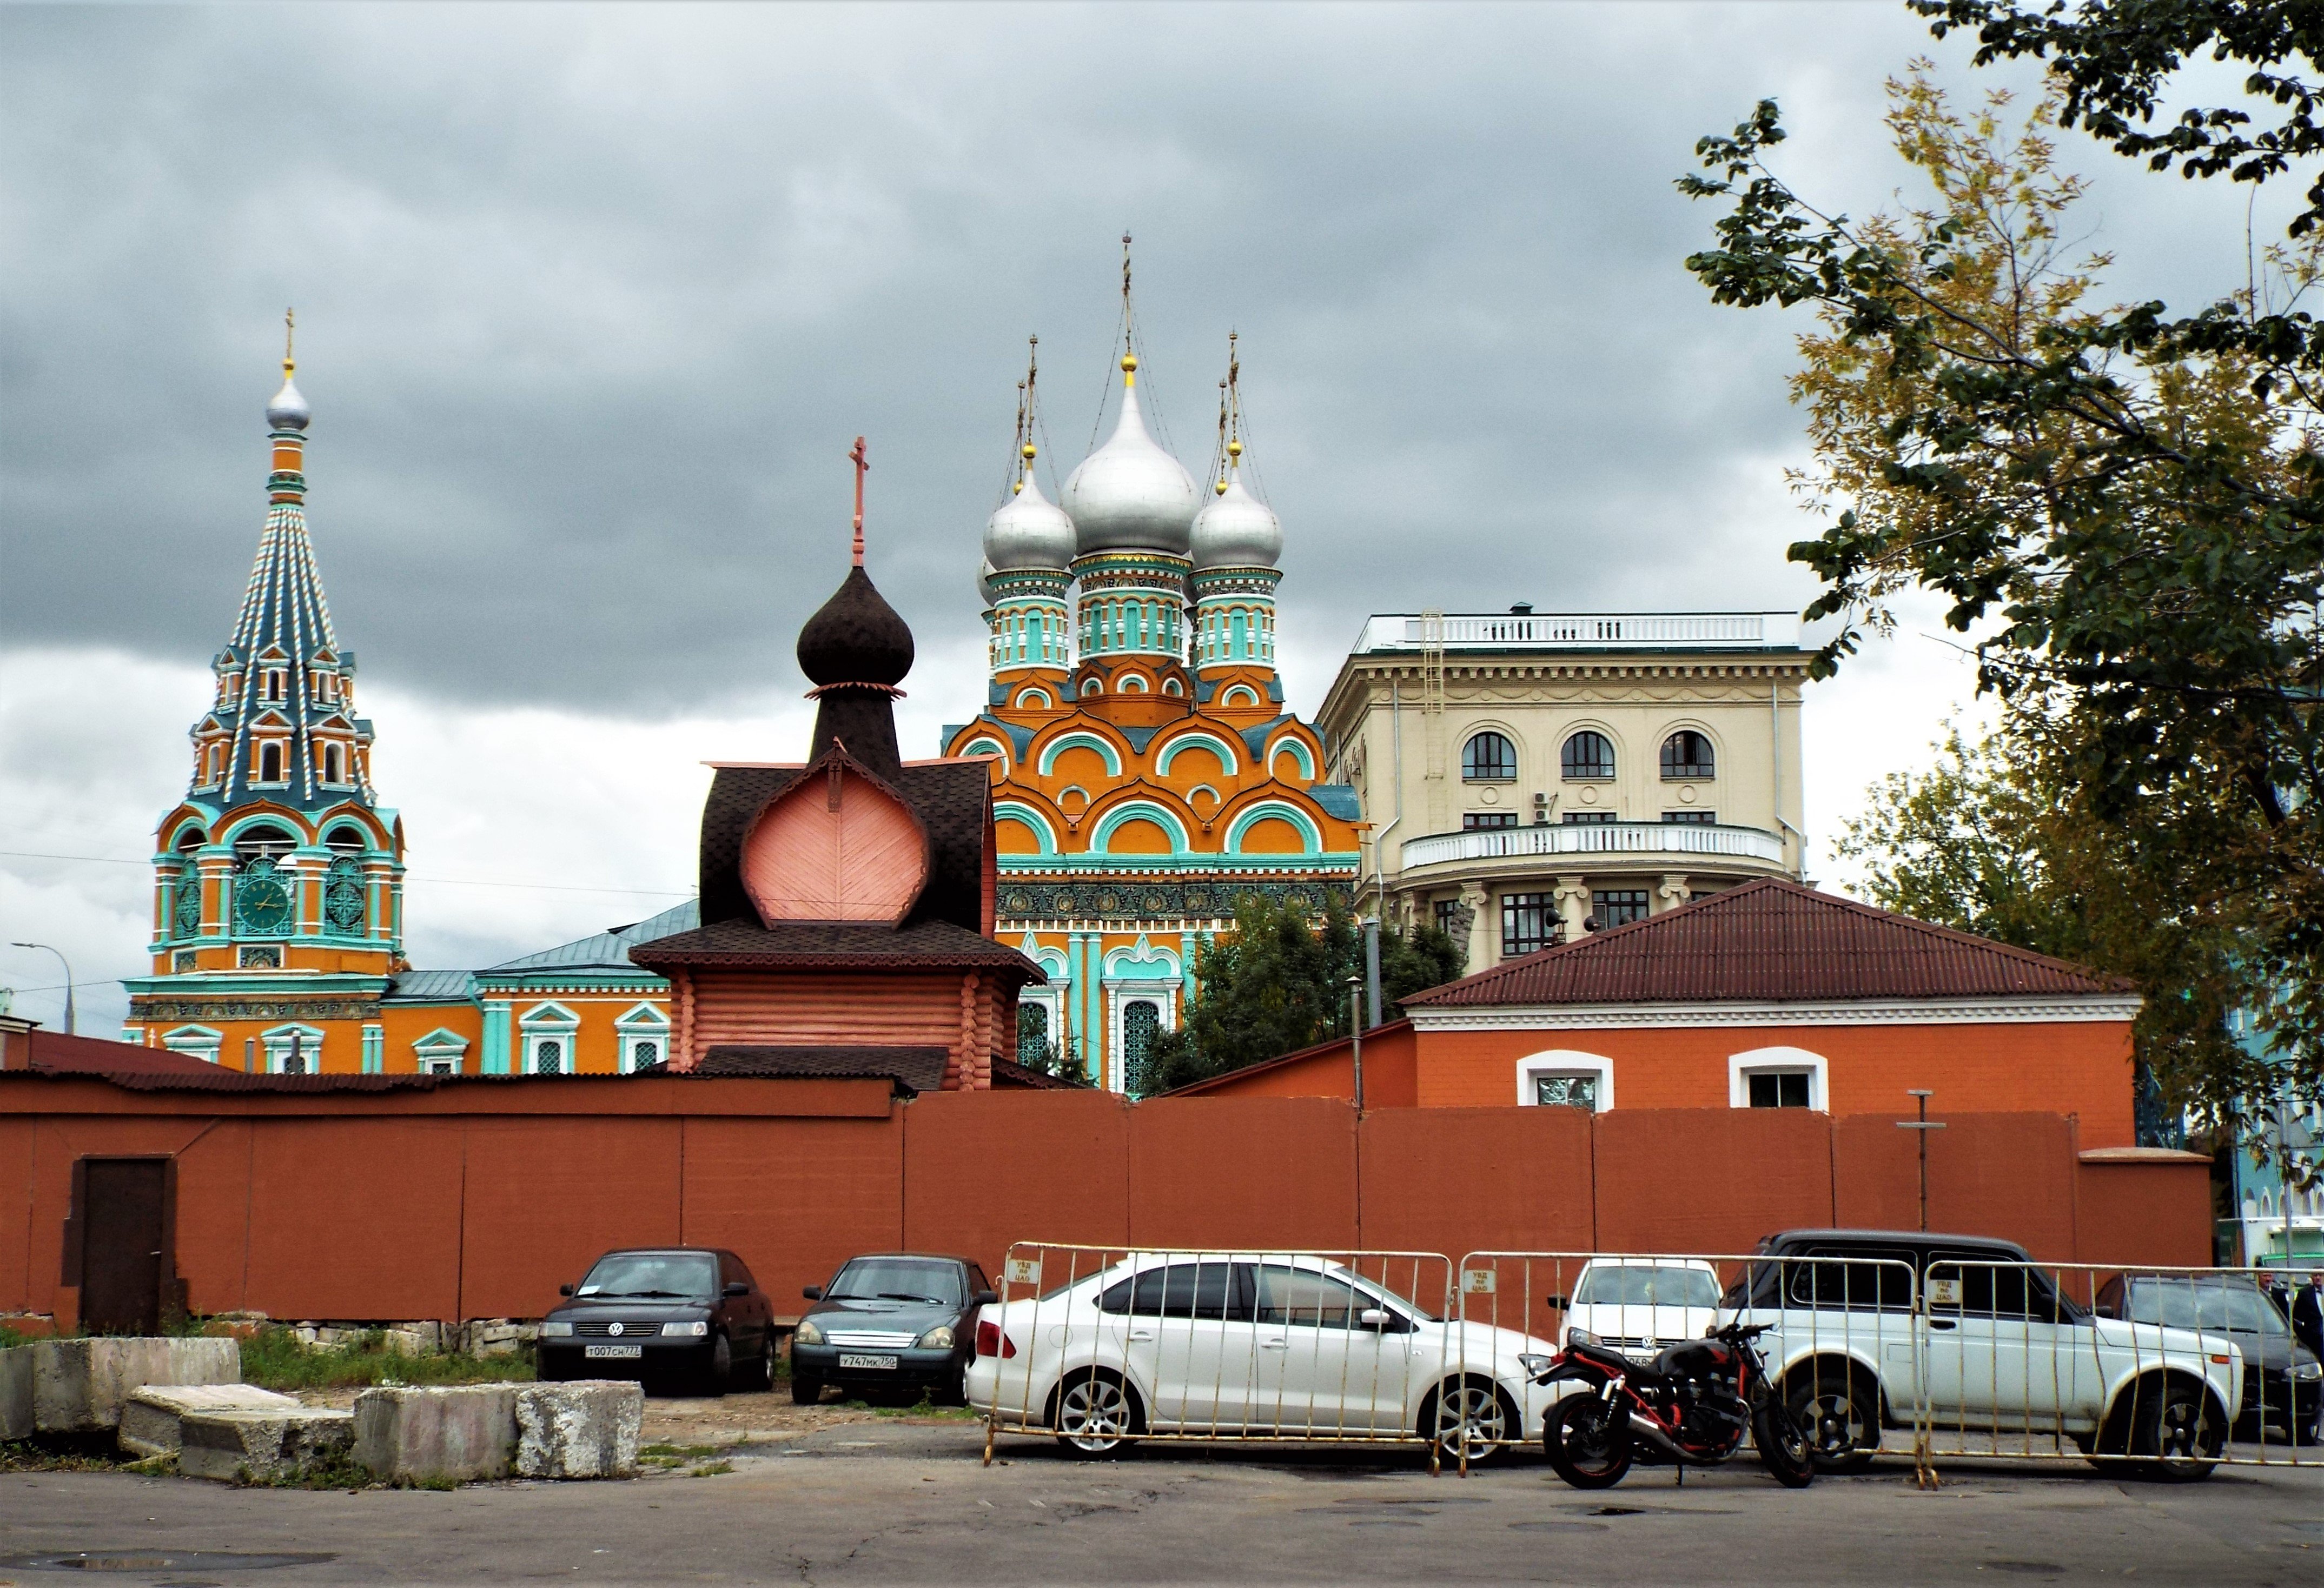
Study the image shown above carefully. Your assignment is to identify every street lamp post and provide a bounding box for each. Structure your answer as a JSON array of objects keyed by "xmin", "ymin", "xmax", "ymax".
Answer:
[
  {"xmin": 10, "ymin": 942, "xmax": 74, "ymax": 1035},
  {"xmin": 1347, "ymin": 976, "xmax": 1366, "ymax": 1114}
]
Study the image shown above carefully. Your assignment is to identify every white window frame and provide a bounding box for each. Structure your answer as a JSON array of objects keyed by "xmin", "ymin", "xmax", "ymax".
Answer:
[
  {"xmin": 161, "ymin": 1025, "xmax": 224, "ymax": 1066},
  {"xmin": 519, "ymin": 1001, "xmax": 581, "ymax": 1075},
  {"xmin": 1103, "ymin": 982, "xmax": 1178, "ymax": 1094},
  {"xmin": 260, "ymin": 1022, "xmax": 327, "ymax": 1073},
  {"xmin": 613, "ymin": 1001, "xmax": 671, "ymax": 1073},
  {"xmin": 412, "ymin": 1027, "xmax": 471, "ymax": 1075},
  {"xmin": 1727, "ymin": 1045, "xmax": 1828, "ymax": 1112},
  {"xmin": 1515, "ymin": 1049, "xmax": 1614, "ymax": 1111}
]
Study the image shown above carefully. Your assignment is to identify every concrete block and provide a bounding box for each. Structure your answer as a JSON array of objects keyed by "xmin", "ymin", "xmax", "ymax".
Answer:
[
  {"xmin": 119, "ymin": 1384, "xmax": 301, "ymax": 1459},
  {"xmin": 31, "ymin": 1337, "xmax": 241, "ymax": 1432},
  {"xmin": 514, "ymin": 1381, "xmax": 643, "ymax": 1478},
  {"xmin": 382, "ymin": 1328, "xmax": 429, "ymax": 1359},
  {"xmin": 1, "ymin": 1344, "xmax": 31, "ymax": 1441},
  {"xmin": 178, "ymin": 1406, "xmax": 354, "ymax": 1484},
  {"xmin": 353, "ymin": 1385, "xmax": 517, "ymax": 1484}
]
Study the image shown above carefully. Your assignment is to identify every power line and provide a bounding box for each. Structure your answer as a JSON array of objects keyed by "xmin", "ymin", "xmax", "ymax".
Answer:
[{"xmin": 0, "ymin": 849, "xmax": 692, "ymax": 899}]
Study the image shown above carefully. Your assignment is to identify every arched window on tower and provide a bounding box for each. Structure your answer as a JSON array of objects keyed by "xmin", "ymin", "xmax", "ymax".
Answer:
[
  {"xmin": 257, "ymin": 742, "xmax": 283, "ymax": 783},
  {"xmin": 1660, "ymin": 730, "xmax": 1716, "ymax": 780},
  {"xmin": 1561, "ymin": 732, "xmax": 1615, "ymax": 781},
  {"xmin": 1462, "ymin": 732, "xmax": 1518, "ymax": 782},
  {"xmin": 323, "ymin": 743, "xmax": 342, "ymax": 784}
]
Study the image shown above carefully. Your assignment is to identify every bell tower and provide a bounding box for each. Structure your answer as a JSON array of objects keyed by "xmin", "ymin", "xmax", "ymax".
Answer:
[{"xmin": 124, "ymin": 321, "xmax": 407, "ymax": 1073}]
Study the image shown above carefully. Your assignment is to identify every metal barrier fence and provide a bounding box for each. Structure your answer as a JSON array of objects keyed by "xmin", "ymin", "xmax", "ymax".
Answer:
[
  {"xmin": 1454, "ymin": 1252, "xmax": 2320, "ymax": 1479},
  {"xmin": 968, "ymin": 1243, "xmax": 2321, "ymax": 1477},
  {"xmin": 974, "ymin": 1244, "xmax": 1467, "ymax": 1466}
]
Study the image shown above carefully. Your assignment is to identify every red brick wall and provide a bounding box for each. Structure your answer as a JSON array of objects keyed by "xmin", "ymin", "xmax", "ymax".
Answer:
[{"xmin": 0, "ymin": 1074, "xmax": 2205, "ymax": 1327}]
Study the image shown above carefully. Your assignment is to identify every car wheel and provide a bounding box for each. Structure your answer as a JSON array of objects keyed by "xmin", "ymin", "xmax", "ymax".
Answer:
[
  {"xmin": 792, "ymin": 1373, "xmax": 824, "ymax": 1407},
  {"xmin": 2133, "ymin": 1377, "xmax": 2223, "ymax": 1482},
  {"xmin": 1785, "ymin": 1364, "xmax": 1881, "ymax": 1473},
  {"xmin": 702, "ymin": 1332, "xmax": 732, "ymax": 1398},
  {"xmin": 1423, "ymin": 1376, "xmax": 1518, "ymax": 1467},
  {"xmin": 1048, "ymin": 1368, "xmax": 1143, "ymax": 1457}
]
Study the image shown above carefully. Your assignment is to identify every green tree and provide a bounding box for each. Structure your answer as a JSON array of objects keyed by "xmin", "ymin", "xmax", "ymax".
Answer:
[
  {"xmin": 1680, "ymin": 26, "xmax": 2324, "ymax": 1115},
  {"xmin": 1138, "ymin": 895, "xmax": 1465, "ymax": 1096},
  {"xmin": 1835, "ymin": 708, "xmax": 2250, "ymax": 1114}
]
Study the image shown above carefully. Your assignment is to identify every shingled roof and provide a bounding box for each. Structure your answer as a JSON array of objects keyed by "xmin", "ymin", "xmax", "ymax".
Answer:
[
  {"xmin": 669, "ymin": 1045, "xmax": 951, "ymax": 1095},
  {"xmin": 1403, "ymin": 878, "xmax": 2135, "ymax": 1009},
  {"xmin": 629, "ymin": 916, "xmax": 1039, "ymax": 975}
]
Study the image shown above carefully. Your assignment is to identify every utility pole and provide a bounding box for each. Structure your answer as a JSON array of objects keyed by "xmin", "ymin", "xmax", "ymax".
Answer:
[
  {"xmin": 1347, "ymin": 977, "xmax": 1366, "ymax": 1113},
  {"xmin": 1897, "ymin": 1089, "xmax": 1945, "ymax": 1231}
]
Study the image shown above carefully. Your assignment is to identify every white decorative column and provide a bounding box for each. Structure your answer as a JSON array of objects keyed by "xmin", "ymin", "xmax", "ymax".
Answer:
[
  {"xmin": 1657, "ymin": 873, "xmax": 1693, "ymax": 913},
  {"xmin": 1458, "ymin": 881, "xmax": 1491, "ymax": 974},
  {"xmin": 1555, "ymin": 875, "xmax": 1592, "ymax": 942}
]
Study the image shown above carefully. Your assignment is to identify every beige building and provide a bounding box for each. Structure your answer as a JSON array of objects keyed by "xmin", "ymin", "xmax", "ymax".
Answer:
[{"xmin": 1317, "ymin": 609, "xmax": 1809, "ymax": 972}]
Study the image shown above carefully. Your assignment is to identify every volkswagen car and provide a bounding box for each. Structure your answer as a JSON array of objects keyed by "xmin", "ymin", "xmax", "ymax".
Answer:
[{"xmin": 537, "ymin": 1247, "xmax": 775, "ymax": 1394}]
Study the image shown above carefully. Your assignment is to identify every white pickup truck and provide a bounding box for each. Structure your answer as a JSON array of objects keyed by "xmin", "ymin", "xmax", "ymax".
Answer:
[{"xmin": 1728, "ymin": 1229, "xmax": 2244, "ymax": 1480}]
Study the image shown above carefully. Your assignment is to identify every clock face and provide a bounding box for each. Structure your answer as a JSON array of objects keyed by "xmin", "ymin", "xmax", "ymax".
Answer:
[{"xmin": 235, "ymin": 866, "xmax": 293, "ymax": 935}]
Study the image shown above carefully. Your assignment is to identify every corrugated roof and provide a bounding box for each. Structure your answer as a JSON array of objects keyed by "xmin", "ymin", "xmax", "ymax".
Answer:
[
  {"xmin": 383, "ymin": 969, "xmax": 476, "ymax": 1001},
  {"xmin": 483, "ymin": 900, "xmax": 699, "ymax": 974},
  {"xmin": 23, "ymin": 1032, "xmax": 226, "ymax": 1076},
  {"xmin": 1404, "ymin": 878, "xmax": 2135, "ymax": 1008}
]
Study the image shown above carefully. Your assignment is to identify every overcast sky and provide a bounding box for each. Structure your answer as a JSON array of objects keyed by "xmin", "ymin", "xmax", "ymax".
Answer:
[{"xmin": 0, "ymin": 2, "xmax": 2277, "ymax": 1033}]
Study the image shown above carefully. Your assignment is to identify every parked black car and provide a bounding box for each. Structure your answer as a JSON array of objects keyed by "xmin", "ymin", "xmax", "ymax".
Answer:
[
  {"xmin": 538, "ymin": 1247, "xmax": 775, "ymax": 1394},
  {"xmin": 2094, "ymin": 1275, "xmax": 2322, "ymax": 1444},
  {"xmin": 791, "ymin": 1253, "xmax": 995, "ymax": 1406}
]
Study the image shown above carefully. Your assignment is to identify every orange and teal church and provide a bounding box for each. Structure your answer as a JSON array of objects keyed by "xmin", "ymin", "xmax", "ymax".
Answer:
[{"xmin": 122, "ymin": 309, "xmax": 1361, "ymax": 1089}]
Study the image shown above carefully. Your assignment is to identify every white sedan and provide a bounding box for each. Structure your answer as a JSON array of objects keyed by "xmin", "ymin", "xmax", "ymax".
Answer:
[{"xmin": 965, "ymin": 1253, "xmax": 1563, "ymax": 1461}]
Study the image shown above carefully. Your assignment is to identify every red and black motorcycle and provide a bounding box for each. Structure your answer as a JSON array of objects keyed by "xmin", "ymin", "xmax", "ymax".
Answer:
[{"xmin": 1535, "ymin": 1319, "xmax": 1814, "ymax": 1489}]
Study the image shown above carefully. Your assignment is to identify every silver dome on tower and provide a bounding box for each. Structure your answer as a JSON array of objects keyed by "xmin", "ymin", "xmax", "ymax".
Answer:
[
  {"xmin": 1191, "ymin": 446, "xmax": 1281, "ymax": 570},
  {"xmin": 983, "ymin": 446, "xmax": 1075, "ymax": 572},
  {"xmin": 266, "ymin": 308, "xmax": 309, "ymax": 431},
  {"xmin": 1062, "ymin": 355, "xmax": 1198, "ymax": 557}
]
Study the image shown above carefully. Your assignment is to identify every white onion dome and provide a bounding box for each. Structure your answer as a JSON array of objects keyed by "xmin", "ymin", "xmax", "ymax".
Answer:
[
  {"xmin": 983, "ymin": 451, "xmax": 1076, "ymax": 572},
  {"xmin": 1061, "ymin": 357, "xmax": 1197, "ymax": 557},
  {"xmin": 977, "ymin": 557, "xmax": 998, "ymax": 607},
  {"xmin": 266, "ymin": 371, "xmax": 310, "ymax": 431},
  {"xmin": 1191, "ymin": 460, "xmax": 1282, "ymax": 571}
]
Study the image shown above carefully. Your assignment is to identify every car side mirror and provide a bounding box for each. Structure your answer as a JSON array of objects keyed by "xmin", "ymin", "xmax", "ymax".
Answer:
[
  {"xmin": 972, "ymin": 1289, "xmax": 998, "ymax": 1307},
  {"xmin": 1360, "ymin": 1308, "xmax": 1408, "ymax": 1332},
  {"xmin": 723, "ymin": 1281, "xmax": 749, "ymax": 1298},
  {"xmin": 560, "ymin": 1284, "xmax": 574, "ymax": 1298},
  {"xmin": 1545, "ymin": 1295, "xmax": 1568, "ymax": 1311},
  {"xmin": 802, "ymin": 1285, "xmax": 823, "ymax": 1301}
]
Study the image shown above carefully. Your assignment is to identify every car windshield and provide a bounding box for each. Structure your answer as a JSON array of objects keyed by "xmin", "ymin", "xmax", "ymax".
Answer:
[
  {"xmin": 577, "ymin": 1252, "xmax": 717, "ymax": 1300},
  {"xmin": 2124, "ymin": 1281, "xmax": 2288, "ymax": 1335},
  {"xmin": 827, "ymin": 1258, "xmax": 962, "ymax": 1306},
  {"xmin": 1574, "ymin": 1265, "xmax": 1722, "ymax": 1308}
]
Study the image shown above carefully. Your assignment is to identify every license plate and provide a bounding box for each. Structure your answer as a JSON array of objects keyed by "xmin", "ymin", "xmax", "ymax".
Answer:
[
  {"xmin": 837, "ymin": 1353, "xmax": 898, "ymax": 1371},
  {"xmin": 585, "ymin": 1344, "xmax": 644, "ymax": 1359}
]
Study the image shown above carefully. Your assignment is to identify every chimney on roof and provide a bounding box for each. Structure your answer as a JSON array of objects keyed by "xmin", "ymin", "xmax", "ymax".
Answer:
[{"xmin": 1511, "ymin": 602, "xmax": 1533, "ymax": 615}]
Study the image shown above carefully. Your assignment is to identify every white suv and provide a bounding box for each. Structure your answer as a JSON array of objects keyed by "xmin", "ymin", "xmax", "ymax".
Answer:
[
  {"xmin": 1731, "ymin": 1230, "xmax": 2244, "ymax": 1479},
  {"xmin": 966, "ymin": 1254, "xmax": 1562, "ymax": 1462}
]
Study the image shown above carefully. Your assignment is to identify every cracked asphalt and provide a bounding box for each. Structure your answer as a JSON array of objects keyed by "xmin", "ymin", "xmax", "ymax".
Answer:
[{"xmin": 2, "ymin": 1422, "xmax": 2319, "ymax": 1586}]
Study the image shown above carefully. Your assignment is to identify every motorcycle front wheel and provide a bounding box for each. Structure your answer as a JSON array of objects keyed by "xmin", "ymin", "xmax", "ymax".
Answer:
[
  {"xmin": 1752, "ymin": 1401, "xmax": 1816, "ymax": 1489},
  {"xmin": 1544, "ymin": 1393, "xmax": 1633, "ymax": 1489}
]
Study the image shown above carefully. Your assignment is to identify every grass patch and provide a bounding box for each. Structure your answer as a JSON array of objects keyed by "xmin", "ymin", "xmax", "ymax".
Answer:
[
  {"xmin": 244, "ymin": 1443, "xmax": 377, "ymax": 1490},
  {"xmin": 0, "ymin": 1438, "xmax": 139, "ymax": 1474},
  {"xmin": 638, "ymin": 1442, "xmax": 720, "ymax": 1469},
  {"xmin": 0, "ymin": 1324, "xmax": 34, "ymax": 1350},
  {"xmin": 686, "ymin": 1460, "xmax": 734, "ymax": 1477},
  {"xmin": 237, "ymin": 1325, "xmax": 534, "ymax": 1392}
]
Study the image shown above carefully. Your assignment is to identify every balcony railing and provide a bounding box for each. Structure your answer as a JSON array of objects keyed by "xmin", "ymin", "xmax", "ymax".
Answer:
[
  {"xmin": 1352, "ymin": 611, "xmax": 1801, "ymax": 653},
  {"xmin": 1397, "ymin": 821, "xmax": 1787, "ymax": 872}
]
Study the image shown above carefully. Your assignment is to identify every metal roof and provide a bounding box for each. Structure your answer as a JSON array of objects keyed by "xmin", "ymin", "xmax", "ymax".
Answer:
[
  {"xmin": 482, "ymin": 900, "xmax": 699, "ymax": 974},
  {"xmin": 383, "ymin": 969, "xmax": 476, "ymax": 1002},
  {"xmin": 1403, "ymin": 878, "xmax": 2135, "ymax": 1008}
]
